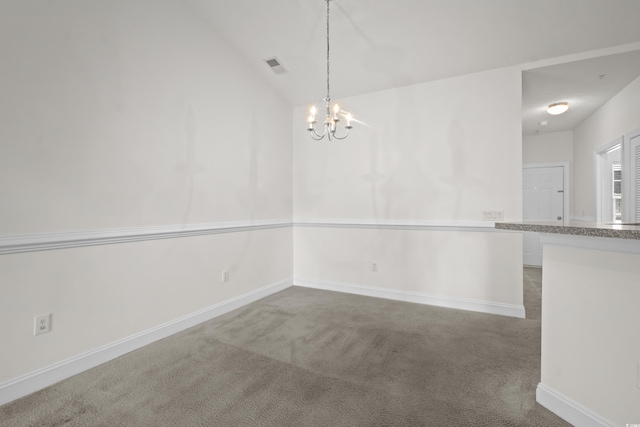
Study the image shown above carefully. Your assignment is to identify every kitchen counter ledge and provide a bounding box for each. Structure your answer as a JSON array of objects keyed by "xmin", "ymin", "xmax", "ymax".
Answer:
[{"xmin": 495, "ymin": 220, "xmax": 640, "ymax": 240}]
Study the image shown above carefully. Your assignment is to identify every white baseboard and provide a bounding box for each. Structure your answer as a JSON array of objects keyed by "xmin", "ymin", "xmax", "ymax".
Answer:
[
  {"xmin": 536, "ymin": 383, "xmax": 616, "ymax": 427},
  {"xmin": 570, "ymin": 216, "xmax": 597, "ymax": 222},
  {"xmin": 0, "ymin": 278, "xmax": 293, "ymax": 407},
  {"xmin": 295, "ymin": 278, "xmax": 525, "ymax": 319}
]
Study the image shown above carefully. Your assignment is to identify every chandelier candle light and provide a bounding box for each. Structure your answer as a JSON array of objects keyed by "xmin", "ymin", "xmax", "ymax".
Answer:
[{"xmin": 307, "ymin": 0, "xmax": 353, "ymax": 140}]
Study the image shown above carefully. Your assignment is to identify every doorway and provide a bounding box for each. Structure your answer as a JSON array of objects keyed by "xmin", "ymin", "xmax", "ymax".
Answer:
[
  {"xmin": 595, "ymin": 138, "xmax": 623, "ymax": 223},
  {"xmin": 522, "ymin": 163, "xmax": 568, "ymax": 266},
  {"xmin": 622, "ymin": 127, "xmax": 640, "ymax": 222}
]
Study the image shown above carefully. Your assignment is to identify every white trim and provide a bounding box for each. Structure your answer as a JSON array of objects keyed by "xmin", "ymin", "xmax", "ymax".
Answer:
[
  {"xmin": 536, "ymin": 383, "xmax": 616, "ymax": 427},
  {"xmin": 294, "ymin": 219, "xmax": 504, "ymax": 232},
  {"xmin": 523, "ymin": 162, "xmax": 570, "ymax": 223},
  {"xmin": 595, "ymin": 137, "xmax": 623, "ymax": 223},
  {"xmin": 294, "ymin": 278, "xmax": 525, "ymax": 319},
  {"xmin": 541, "ymin": 233, "xmax": 640, "ymax": 255},
  {"xmin": 520, "ymin": 41, "xmax": 640, "ymax": 71},
  {"xmin": 0, "ymin": 219, "xmax": 292, "ymax": 255},
  {"xmin": 0, "ymin": 220, "xmax": 511, "ymax": 256},
  {"xmin": 0, "ymin": 278, "xmax": 293, "ymax": 406},
  {"xmin": 623, "ymin": 127, "xmax": 640, "ymax": 222}
]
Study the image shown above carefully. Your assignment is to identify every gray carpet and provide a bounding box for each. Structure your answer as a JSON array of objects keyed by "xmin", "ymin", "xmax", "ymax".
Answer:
[{"xmin": 1, "ymin": 267, "xmax": 569, "ymax": 426}]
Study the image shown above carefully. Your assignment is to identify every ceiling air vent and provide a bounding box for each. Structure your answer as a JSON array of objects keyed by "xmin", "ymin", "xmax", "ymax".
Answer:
[{"xmin": 264, "ymin": 56, "xmax": 287, "ymax": 75}]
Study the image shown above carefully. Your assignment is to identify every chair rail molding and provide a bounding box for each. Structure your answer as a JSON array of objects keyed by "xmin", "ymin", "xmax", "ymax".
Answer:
[
  {"xmin": 0, "ymin": 219, "xmax": 507, "ymax": 256},
  {"xmin": 0, "ymin": 219, "xmax": 292, "ymax": 255},
  {"xmin": 293, "ymin": 218, "xmax": 509, "ymax": 232}
]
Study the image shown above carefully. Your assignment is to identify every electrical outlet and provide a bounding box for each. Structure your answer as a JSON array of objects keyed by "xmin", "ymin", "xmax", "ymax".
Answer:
[
  {"xmin": 371, "ymin": 262, "xmax": 378, "ymax": 272},
  {"xmin": 34, "ymin": 314, "xmax": 52, "ymax": 336},
  {"xmin": 222, "ymin": 270, "xmax": 229, "ymax": 283}
]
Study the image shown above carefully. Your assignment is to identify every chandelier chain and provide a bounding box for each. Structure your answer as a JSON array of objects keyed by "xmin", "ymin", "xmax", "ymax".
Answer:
[
  {"xmin": 326, "ymin": 0, "xmax": 330, "ymax": 101},
  {"xmin": 306, "ymin": 0, "xmax": 352, "ymax": 141}
]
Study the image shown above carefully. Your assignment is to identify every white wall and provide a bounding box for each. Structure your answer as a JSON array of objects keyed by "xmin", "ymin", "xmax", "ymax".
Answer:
[
  {"xmin": 541, "ymin": 242, "xmax": 640, "ymax": 425},
  {"xmin": 573, "ymin": 75, "xmax": 640, "ymax": 219},
  {"xmin": 0, "ymin": 1, "xmax": 292, "ymax": 385},
  {"xmin": 295, "ymin": 227, "xmax": 523, "ymax": 308},
  {"xmin": 0, "ymin": 1, "xmax": 292, "ymax": 233},
  {"xmin": 0, "ymin": 229, "xmax": 292, "ymax": 382},
  {"xmin": 294, "ymin": 67, "xmax": 524, "ymax": 310},
  {"xmin": 522, "ymin": 131, "xmax": 573, "ymax": 165}
]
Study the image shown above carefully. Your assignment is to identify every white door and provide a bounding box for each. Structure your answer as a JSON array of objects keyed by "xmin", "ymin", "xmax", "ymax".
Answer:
[{"xmin": 522, "ymin": 166, "xmax": 564, "ymax": 266}]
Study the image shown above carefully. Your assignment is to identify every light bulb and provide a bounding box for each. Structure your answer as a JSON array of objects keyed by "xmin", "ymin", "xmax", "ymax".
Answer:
[
  {"xmin": 332, "ymin": 104, "xmax": 340, "ymax": 121},
  {"xmin": 308, "ymin": 105, "xmax": 317, "ymax": 123}
]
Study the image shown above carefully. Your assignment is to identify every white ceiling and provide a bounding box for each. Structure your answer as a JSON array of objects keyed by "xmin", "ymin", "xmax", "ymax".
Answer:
[
  {"xmin": 185, "ymin": 0, "xmax": 640, "ymax": 130},
  {"xmin": 523, "ymin": 50, "xmax": 640, "ymax": 135}
]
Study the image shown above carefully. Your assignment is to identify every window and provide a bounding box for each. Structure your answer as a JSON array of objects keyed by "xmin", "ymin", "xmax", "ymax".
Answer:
[{"xmin": 613, "ymin": 163, "xmax": 622, "ymax": 222}]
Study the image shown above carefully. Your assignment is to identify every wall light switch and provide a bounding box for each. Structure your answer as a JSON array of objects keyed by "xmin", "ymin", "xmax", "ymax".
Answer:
[{"xmin": 482, "ymin": 210, "xmax": 504, "ymax": 221}]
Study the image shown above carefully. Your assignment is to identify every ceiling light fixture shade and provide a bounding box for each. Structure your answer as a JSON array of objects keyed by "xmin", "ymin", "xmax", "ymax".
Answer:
[
  {"xmin": 307, "ymin": 0, "xmax": 352, "ymax": 141},
  {"xmin": 547, "ymin": 102, "xmax": 569, "ymax": 115}
]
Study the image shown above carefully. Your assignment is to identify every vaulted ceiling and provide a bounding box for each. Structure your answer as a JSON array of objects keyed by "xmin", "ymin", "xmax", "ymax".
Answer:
[{"xmin": 186, "ymin": 0, "xmax": 640, "ymax": 132}]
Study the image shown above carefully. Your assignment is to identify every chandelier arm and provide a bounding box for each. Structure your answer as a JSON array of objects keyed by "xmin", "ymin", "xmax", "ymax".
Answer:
[
  {"xmin": 331, "ymin": 127, "xmax": 351, "ymax": 140},
  {"xmin": 308, "ymin": 124, "xmax": 327, "ymax": 141}
]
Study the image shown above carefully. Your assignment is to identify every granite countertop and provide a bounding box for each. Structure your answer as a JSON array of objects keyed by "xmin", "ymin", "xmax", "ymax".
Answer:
[{"xmin": 495, "ymin": 220, "xmax": 640, "ymax": 240}]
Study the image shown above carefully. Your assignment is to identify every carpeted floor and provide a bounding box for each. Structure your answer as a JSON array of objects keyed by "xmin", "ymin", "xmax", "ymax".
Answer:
[{"xmin": 1, "ymin": 267, "xmax": 569, "ymax": 426}]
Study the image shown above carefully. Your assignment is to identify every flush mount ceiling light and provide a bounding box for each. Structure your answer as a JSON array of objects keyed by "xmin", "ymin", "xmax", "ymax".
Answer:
[
  {"xmin": 547, "ymin": 102, "xmax": 569, "ymax": 115},
  {"xmin": 306, "ymin": 0, "xmax": 353, "ymax": 141}
]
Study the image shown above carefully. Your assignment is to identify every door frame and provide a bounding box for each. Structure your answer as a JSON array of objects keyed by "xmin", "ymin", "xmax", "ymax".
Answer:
[
  {"xmin": 522, "ymin": 162, "xmax": 570, "ymax": 223},
  {"xmin": 622, "ymin": 127, "xmax": 640, "ymax": 222},
  {"xmin": 595, "ymin": 137, "xmax": 623, "ymax": 223}
]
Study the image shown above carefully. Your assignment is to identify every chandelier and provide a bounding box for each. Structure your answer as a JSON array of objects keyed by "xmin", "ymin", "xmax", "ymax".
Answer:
[{"xmin": 306, "ymin": 0, "xmax": 353, "ymax": 141}]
